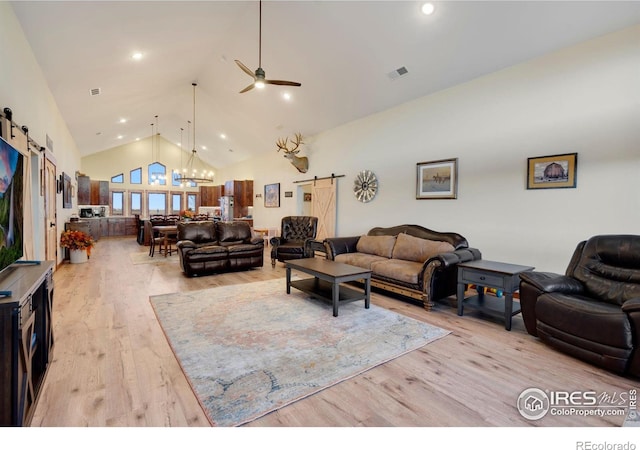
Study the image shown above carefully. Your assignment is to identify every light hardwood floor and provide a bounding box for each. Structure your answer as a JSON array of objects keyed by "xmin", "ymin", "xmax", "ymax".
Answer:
[{"xmin": 30, "ymin": 237, "xmax": 636, "ymax": 427}]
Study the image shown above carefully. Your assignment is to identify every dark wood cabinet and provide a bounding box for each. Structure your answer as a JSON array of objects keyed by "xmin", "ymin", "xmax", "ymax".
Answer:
[
  {"xmin": 107, "ymin": 218, "xmax": 126, "ymax": 236},
  {"xmin": 77, "ymin": 175, "xmax": 91, "ymax": 205},
  {"xmin": 124, "ymin": 218, "xmax": 137, "ymax": 236},
  {"xmin": 0, "ymin": 262, "xmax": 55, "ymax": 426},
  {"xmin": 200, "ymin": 185, "xmax": 224, "ymax": 206},
  {"xmin": 90, "ymin": 180, "xmax": 109, "ymax": 205},
  {"xmin": 99, "ymin": 218, "xmax": 109, "ymax": 237},
  {"xmin": 78, "ymin": 177, "xmax": 108, "ymax": 205}
]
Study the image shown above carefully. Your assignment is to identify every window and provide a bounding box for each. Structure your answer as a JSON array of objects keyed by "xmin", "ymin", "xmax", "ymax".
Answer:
[
  {"xmin": 111, "ymin": 173, "xmax": 124, "ymax": 183},
  {"xmin": 130, "ymin": 191, "xmax": 142, "ymax": 215},
  {"xmin": 111, "ymin": 191, "xmax": 124, "ymax": 215},
  {"xmin": 171, "ymin": 193, "xmax": 182, "ymax": 214},
  {"xmin": 148, "ymin": 162, "xmax": 166, "ymax": 185},
  {"xmin": 187, "ymin": 193, "xmax": 198, "ymax": 212},
  {"xmin": 148, "ymin": 192, "xmax": 167, "ymax": 215},
  {"xmin": 130, "ymin": 168, "xmax": 142, "ymax": 184},
  {"xmin": 172, "ymin": 170, "xmax": 181, "ymax": 187}
]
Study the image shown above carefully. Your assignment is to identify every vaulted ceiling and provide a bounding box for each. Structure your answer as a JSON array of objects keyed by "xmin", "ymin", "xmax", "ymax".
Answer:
[{"xmin": 11, "ymin": 1, "xmax": 640, "ymax": 168}]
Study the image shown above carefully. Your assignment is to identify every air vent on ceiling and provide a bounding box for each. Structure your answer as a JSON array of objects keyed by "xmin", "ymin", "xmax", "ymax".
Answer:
[
  {"xmin": 89, "ymin": 87, "xmax": 101, "ymax": 96},
  {"xmin": 388, "ymin": 66, "xmax": 409, "ymax": 81}
]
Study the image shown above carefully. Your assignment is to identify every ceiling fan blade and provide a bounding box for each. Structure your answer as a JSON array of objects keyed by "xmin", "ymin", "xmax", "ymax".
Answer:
[
  {"xmin": 235, "ymin": 60, "xmax": 256, "ymax": 79},
  {"xmin": 239, "ymin": 83, "xmax": 256, "ymax": 94},
  {"xmin": 265, "ymin": 79, "xmax": 302, "ymax": 87}
]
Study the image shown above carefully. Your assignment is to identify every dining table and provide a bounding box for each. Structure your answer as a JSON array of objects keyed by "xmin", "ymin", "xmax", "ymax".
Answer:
[{"xmin": 152, "ymin": 224, "xmax": 178, "ymax": 257}]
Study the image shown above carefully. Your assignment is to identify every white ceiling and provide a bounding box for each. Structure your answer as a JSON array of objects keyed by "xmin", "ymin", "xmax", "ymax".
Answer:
[{"xmin": 10, "ymin": 1, "xmax": 640, "ymax": 169}]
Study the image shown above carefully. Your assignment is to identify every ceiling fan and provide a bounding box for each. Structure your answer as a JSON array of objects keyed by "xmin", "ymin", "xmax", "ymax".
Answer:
[{"xmin": 235, "ymin": 0, "xmax": 301, "ymax": 93}]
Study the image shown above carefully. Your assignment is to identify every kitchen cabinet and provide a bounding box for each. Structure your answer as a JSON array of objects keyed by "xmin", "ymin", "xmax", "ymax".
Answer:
[
  {"xmin": 77, "ymin": 175, "xmax": 91, "ymax": 205},
  {"xmin": 78, "ymin": 176, "xmax": 108, "ymax": 205},
  {"xmin": 90, "ymin": 180, "xmax": 109, "ymax": 205},
  {"xmin": 200, "ymin": 185, "xmax": 224, "ymax": 206},
  {"xmin": 107, "ymin": 218, "xmax": 126, "ymax": 236}
]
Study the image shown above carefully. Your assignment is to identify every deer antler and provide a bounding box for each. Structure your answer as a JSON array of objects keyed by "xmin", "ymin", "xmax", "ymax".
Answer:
[{"xmin": 276, "ymin": 132, "xmax": 304, "ymax": 154}]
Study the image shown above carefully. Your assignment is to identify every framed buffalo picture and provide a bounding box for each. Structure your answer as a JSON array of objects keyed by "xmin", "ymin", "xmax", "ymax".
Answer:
[{"xmin": 527, "ymin": 153, "xmax": 577, "ymax": 189}]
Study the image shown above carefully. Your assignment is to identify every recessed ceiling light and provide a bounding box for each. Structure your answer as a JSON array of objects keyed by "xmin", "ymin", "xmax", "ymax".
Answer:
[
  {"xmin": 117, "ymin": 135, "xmax": 124, "ymax": 140},
  {"xmin": 119, "ymin": 118, "xmax": 127, "ymax": 124},
  {"xmin": 201, "ymin": 145, "xmax": 207, "ymax": 150},
  {"xmin": 136, "ymin": 137, "xmax": 140, "ymax": 141},
  {"xmin": 220, "ymin": 133, "xmax": 226, "ymax": 139},
  {"xmin": 283, "ymin": 92, "xmax": 291, "ymax": 101},
  {"xmin": 132, "ymin": 52, "xmax": 143, "ymax": 60},
  {"xmin": 421, "ymin": 2, "xmax": 435, "ymax": 15}
]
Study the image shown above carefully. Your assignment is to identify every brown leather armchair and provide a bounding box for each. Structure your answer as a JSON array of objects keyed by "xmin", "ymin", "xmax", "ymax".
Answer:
[
  {"xmin": 519, "ymin": 235, "xmax": 640, "ymax": 377},
  {"xmin": 270, "ymin": 216, "xmax": 318, "ymax": 267}
]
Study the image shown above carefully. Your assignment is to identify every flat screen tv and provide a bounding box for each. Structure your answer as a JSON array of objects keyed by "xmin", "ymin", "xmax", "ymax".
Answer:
[{"xmin": 0, "ymin": 135, "xmax": 24, "ymax": 274}]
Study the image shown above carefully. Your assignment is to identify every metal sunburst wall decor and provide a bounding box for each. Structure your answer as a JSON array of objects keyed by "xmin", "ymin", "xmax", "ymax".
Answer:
[{"xmin": 354, "ymin": 170, "xmax": 378, "ymax": 203}]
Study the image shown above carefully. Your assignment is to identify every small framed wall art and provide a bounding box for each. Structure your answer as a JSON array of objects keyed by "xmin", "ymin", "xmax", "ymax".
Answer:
[
  {"xmin": 62, "ymin": 172, "xmax": 73, "ymax": 208},
  {"xmin": 526, "ymin": 152, "xmax": 577, "ymax": 189},
  {"xmin": 264, "ymin": 183, "xmax": 280, "ymax": 207},
  {"xmin": 416, "ymin": 158, "xmax": 458, "ymax": 199}
]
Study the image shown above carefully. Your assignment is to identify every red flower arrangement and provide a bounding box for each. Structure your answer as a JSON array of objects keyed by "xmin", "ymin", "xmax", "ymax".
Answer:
[{"xmin": 60, "ymin": 230, "xmax": 95, "ymax": 256}]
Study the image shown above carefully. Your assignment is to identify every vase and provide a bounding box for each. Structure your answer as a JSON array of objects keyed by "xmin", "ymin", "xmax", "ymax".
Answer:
[{"xmin": 69, "ymin": 249, "xmax": 88, "ymax": 264}]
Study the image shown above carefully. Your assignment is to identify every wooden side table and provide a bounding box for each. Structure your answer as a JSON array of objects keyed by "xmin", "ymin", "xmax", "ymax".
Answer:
[{"xmin": 457, "ymin": 260, "xmax": 534, "ymax": 330}]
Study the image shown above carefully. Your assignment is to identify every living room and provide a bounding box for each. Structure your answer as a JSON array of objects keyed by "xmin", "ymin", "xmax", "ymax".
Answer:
[{"xmin": 1, "ymin": 0, "xmax": 639, "ymax": 446}]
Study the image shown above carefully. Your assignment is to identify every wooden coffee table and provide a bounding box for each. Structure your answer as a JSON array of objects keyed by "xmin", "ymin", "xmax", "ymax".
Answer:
[{"xmin": 286, "ymin": 258, "xmax": 372, "ymax": 317}]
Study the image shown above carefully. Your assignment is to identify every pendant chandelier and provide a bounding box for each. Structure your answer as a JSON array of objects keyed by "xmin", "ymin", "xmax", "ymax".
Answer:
[
  {"xmin": 149, "ymin": 115, "xmax": 166, "ymax": 185},
  {"xmin": 174, "ymin": 83, "xmax": 214, "ymax": 185}
]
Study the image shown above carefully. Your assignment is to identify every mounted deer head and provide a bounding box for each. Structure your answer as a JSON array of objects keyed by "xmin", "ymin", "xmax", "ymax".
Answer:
[{"xmin": 276, "ymin": 132, "xmax": 309, "ymax": 173}]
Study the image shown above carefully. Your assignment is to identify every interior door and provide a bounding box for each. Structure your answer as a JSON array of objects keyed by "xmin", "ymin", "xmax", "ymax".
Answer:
[
  {"xmin": 311, "ymin": 178, "xmax": 337, "ymax": 241},
  {"xmin": 44, "ymin": 158, "xmax": 57, "ymax": 267}
]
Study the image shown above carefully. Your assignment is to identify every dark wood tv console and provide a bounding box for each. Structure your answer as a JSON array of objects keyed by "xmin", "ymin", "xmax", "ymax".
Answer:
[{"xmin": 0, "ymin": 261, "xmax": 54, "ymax": 426}]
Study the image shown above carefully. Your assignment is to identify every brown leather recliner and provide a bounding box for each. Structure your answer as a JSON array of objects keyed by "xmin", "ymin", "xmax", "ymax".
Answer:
[
  {"xmin": 176, "ymin": 221, "xmax": 264, "ymax": 277},
  {"xmin": 519, "ymin": 235, "xmax": 640, "ymax": 377},
  {"xmin": 270, "ymin": 216, "xmax": 318, "ymax": 267}
]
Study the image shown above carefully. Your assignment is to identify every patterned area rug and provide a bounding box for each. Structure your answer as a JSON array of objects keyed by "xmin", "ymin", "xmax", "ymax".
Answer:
[{"xmin": 149, "ymin": 278, "xmax": 450, "ymax": 426}]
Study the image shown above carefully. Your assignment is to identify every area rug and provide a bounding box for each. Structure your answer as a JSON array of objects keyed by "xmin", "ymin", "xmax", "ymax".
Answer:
[
  {"xmin": 129, "ymin": 251, "xmax": 178, "ymax": 265},
  {"xmin": 149, "ymin": 278, "xmax": 450, "ymax": 426}
]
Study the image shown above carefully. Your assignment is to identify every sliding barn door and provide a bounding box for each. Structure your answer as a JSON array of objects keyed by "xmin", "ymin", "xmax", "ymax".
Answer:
[{"xmin": 311, "ymin": 178, "xmax": 337, "ymax": 241}]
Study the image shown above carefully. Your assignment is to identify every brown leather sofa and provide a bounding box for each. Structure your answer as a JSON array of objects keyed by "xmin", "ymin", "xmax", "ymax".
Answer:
[
  {"xmin": 270, "ymin": 216, "xmax": 318, "ymax": 267},
  {"xmin": 519, "ymin": 235, "xmax": 640, "ymax": 377},
  {"xmin": 176, "ymin": 221, "xmax": 264, "ymax": 277},
  {"xmin": 324, "ymin": 224, "xmax": 481, "ymax": 309}
]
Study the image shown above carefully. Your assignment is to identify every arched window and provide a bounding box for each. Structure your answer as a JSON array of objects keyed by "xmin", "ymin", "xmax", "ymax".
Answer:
[{"xmin": 148, "ymin": 162, "xmax": 166, "ymax": 185}]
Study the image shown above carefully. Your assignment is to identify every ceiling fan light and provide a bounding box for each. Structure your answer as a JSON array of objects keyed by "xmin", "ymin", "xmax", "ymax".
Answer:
[
  {"xmin": 255, "ymin": 80, "xmax": 265, "ymax": 89},
  {"xmin": 422, "ymin": 2, "xmax": 435, "ymax": 15}
]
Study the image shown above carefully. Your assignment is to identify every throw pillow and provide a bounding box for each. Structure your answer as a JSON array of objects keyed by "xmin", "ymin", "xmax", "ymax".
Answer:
[
  {"xmin": 356, "ymin": 235, "xmax": 397, "ymax": 258},
  {"xmin": 391, "ymin": 232, "xmax": 455, "ymax": 263}
]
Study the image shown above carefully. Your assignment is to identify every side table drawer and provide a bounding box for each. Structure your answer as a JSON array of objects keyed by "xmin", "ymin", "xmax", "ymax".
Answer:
[{"xmin": 461, "ymin": 269, "xmax": 505, "ymax": 289}]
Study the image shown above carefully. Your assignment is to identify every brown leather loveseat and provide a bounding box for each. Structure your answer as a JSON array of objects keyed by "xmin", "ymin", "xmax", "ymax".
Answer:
[
  {"xmin": 519, "ymin": 235, "xmax": 640, "ymax": 377},
  {"xmin": 324, "ymin": 224, "xmax": 481, "ymax": 309},
  {"xmin": 176, "ymin": 221, "xmax": 264, "ymax": 277}
]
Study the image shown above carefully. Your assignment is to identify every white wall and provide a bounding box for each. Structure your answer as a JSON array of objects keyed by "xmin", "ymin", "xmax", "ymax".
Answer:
[
  {"xmin": 81, "ymin": 135, "xmax": 215, "ymax": 190},
  {"xmin": 218, "ymin": 25, "xmax": 640, "ymax": 274},
  {"xmin": 0, "ymin": 3, "xmax": 82, "ymax": 263}
]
